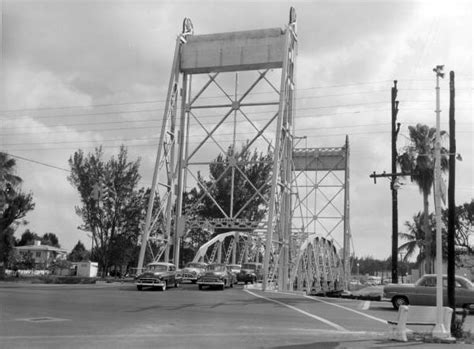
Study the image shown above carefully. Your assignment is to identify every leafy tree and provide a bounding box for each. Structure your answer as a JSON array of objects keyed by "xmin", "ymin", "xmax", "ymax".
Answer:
[
  {"xmin": 7, "ymin": 248, "xmax": 23, "ymax": 271},
  {"xmin": 68, "ymin": 240, "xmax": 90, "ymax": 262},
  {"xmin": 18, "ymin": 251, "xmax": 35, "ymax": 270},
  {"xmin": 443, "ymin": 200, "xmax": 474, "ymax": 255},
  {"xmin": 400, "ymin": 204, "xmax": 473, "ymax": 267},
  {"xmin": 68, "ymin": 146, "xmax": 150, "ymax": 276},
  {"xmin": 0, "ymin": 153, "xmax": 35, "ymax": 277},
  {"xmin": 0, "ymin": 227, "xmax": 17, "ymax": 275},
  {"xmin": 398, "ymin": 124, "xmax": 448, "ymax": 273},
  {"xmin": 0, "ymin": 152, "xmax": 22, "ymax": 213},
  {"xmin": 48, "ymin": 259, "xmax": 72, "ymax": 274},
  {"xmin": 17, "ymin": 229, "xmax": 40, "ymax": 246},
  {"xmin": 185, "ymin": 144, "xmax": 273, "ymax": 225},
  {"xmin": 41, "ymin": 233, "xmax": 60, "ymax": 247}
]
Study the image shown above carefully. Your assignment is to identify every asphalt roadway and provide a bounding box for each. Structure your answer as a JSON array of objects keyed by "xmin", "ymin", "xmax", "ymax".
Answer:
[{"xmin": 0, "ymin": 281, "xmax": 473, "ymax": 349}]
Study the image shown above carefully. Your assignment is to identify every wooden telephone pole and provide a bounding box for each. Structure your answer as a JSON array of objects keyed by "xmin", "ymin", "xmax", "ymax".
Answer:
[
  {"xmin": 447, "ymin": 71, "xmax": 456, "ymax": 323},
  {"xmin": 369, "ymin": 80, "xmax": 402, "ymax": 284}
]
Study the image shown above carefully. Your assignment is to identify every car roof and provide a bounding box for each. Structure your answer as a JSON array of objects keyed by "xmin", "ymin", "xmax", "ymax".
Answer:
[
  {"xmin": 147, "ymin": 262, "xmax": 174, "ymax": 266},
  {"xmin": 242, "ymin": 262, "xmax": 262, "ymax": 265}
]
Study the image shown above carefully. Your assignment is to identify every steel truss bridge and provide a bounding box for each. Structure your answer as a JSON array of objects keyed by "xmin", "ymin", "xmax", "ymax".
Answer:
[{"xmin": 137, "ymin": 8, "xmax": 352, "ymax": 293}]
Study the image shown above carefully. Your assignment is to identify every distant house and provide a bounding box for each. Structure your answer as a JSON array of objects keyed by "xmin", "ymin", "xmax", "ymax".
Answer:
[{"xmin": 15, "ymin": 240, "xmax": 68, "ymax": 269}]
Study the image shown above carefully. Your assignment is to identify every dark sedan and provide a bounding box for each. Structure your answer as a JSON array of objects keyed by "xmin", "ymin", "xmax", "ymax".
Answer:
[
  {"xmin": 135, "ymin": 262, "xmax": 179, "ymax": 291},
  {"xmin": 197, "ymin": 263, "xmax": 234, "ymax": 290},
  {"xmin": 237, "ymin": 262, "xmax": 263, "ymax": 284}
]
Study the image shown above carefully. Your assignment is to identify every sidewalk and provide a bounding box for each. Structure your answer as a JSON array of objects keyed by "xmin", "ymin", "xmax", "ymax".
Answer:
[{"xmin": 244, "ymin": 284, "xmax": 473, "ymax": 347}]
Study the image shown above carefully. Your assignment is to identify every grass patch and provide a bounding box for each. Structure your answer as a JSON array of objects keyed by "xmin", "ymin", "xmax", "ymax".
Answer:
[
  {"xmin": 34, "ymin": 276, "xmax": 98, "ymax": 284},
  {"xmin": 0, "ymin": 275, "xmax": 98, "ymax": 284}
]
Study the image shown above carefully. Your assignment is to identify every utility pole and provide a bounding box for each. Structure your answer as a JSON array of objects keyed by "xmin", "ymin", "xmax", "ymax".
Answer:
[
  {"xmin": 391, "ymin": 81, "xmax": 400, "ymax": 284},
  {"xmin": 447, "ymin": 71, "xmax": 456, "ymax": 325},
  {"xmin": 432, "ymin": 64, "xmax": 449, "ymax": 339},
  {"xmin": 369, "ymin": 80, "xmax": 402, "ymax": 284}
]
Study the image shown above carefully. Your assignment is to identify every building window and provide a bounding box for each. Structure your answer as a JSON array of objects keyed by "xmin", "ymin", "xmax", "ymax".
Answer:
[{"xmin": 36, "ymin": 252, "xmax": 41, "ymax": 258}]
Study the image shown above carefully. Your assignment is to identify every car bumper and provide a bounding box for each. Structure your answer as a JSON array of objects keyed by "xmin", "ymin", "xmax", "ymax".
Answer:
[
  {"xmin": 135, "ymin": 280, "xmax": 165, "ymax": 287},
  {"xmin": 182, "ymin": 276, "xmax": 198, "ymax": 282},
  {"xmin": 197, "ymin": 280, "xmax": 224, "ymax": 286}
]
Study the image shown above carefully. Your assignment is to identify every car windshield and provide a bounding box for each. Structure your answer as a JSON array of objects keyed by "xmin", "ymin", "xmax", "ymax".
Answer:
[
  {"xmin": 416, "ymin": 276, "xmax": 474, "ymax": 289},
  {"xmin": 207, "ymin": 264, "xmax": 226, "ymax": 272},
  {"xmin": 241, "ymin": 264, "xmax": 257, "ymax": 270},
  {"xmin": 186, "ymin": 263, "xmax": 204, "ymax": 268},
  {"xmin": 147, "ymin": 264, "xmax": 167, "ymax": 272}
]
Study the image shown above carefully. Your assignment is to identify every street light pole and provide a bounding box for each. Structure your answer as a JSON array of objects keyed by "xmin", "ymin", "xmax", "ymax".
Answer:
[{"xmin": 432, "ymin": 65, "xmax": 450, "ymax": 339}]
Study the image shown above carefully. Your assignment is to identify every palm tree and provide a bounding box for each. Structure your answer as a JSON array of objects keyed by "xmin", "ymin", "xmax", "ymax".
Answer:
[
  {"xmin": 399, "ymin": 212, "xmax": 435, "ymax": 265},
  {"xmin": 0, "ymin": 153, "xmax": 23, "ymax": 212},
  {"xmin": 398, "ymin": 124, "xmax": 448, "ymax": 274}
]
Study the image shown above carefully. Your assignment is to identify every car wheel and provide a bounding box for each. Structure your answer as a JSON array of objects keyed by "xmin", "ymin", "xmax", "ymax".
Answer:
[
  {"xmin": 199, "ymin": 284, "xmax": 203, "ymax": 290},
  {"xmin": 462, "ymin": 304, "xmax": 473, "ymax": 314},
  {"xmin": 192, "ymin": 280, "xmax": 197, "ymax": 284},
  {"xmin": 137, "ymin": 285, "xmax": 142, "ymax": 291},
  {"xmin": 175, "ymin": 280, "xmax": 179, "ymax": 288},
  {"xmin": 392, "ymin": 296, "xmax": 409, "ymax": 310},
  {"xmin": 230, "ymin": 280, "xmax": 233, "ymax": 288}
]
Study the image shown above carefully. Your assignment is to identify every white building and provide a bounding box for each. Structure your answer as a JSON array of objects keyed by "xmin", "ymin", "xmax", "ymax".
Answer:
[{"xmin": 15, "ymin": 240, "xmax": 68, "ymax": 269}]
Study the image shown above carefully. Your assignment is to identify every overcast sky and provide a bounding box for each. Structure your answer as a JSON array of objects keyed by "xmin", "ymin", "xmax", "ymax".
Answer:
[{"xmin": 1, "ymin": 0, "xmax": 472, "ymax": 260}]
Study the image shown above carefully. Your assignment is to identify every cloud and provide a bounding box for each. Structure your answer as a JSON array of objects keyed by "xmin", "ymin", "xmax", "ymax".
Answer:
[{"xmin": 2, "ymin": 0, "xmax": 472, "ymax": 260}]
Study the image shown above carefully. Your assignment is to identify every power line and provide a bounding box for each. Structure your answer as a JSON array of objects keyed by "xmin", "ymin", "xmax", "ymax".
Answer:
[
  {"xmin": 3, "ymin": 152, "xmax": 70, "ymax": 172},
  {"xmin": 0, "ymin": 81, "xmax": 397, "ymax": 114}
]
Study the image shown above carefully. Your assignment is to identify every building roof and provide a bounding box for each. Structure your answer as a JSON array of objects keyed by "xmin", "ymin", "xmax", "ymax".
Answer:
[{"xmin": 15, "ymin": 245, "xmax": 68, "ymax": 253}]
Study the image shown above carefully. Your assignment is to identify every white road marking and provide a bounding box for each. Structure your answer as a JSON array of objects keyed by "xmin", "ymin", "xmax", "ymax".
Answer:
[
  {"xmin": 244, "ymin": 289, "xmax": 347, "ymax": 331},
  {"xmin": 361, "ymin": 301, "xmax": 371, "ymax": 310},
  {"xmin": 16, "ymin": 317, "xmax": 70, "ymax": 323},
  {"xmin": 305, "ymin": 295, "xmax": 387, "ymax": 324}
]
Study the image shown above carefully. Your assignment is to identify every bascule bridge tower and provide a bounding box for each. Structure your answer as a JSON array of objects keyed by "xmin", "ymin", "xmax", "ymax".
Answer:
[{"xmin": 137, "ymin": 9, "xmax": 297, "ymax": 292}]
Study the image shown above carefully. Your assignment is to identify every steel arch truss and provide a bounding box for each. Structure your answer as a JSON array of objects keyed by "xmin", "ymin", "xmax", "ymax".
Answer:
[
  {"xmin": 290, "ymin": 234, "xmax": 343, "ymax": 294},
  {"xmin": 192, "ymin": 231, "xmax": 264, "ymax": 265}
]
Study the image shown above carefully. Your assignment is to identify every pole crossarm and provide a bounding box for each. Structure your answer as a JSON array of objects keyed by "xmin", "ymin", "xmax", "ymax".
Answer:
[{"xmin": 369, "ymin": 171, "xmax": 411, "ymax": 184}]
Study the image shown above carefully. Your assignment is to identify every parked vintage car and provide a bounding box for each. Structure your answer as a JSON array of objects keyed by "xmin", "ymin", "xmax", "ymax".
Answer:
[
  {"xmin": 180, "ymin": 262, "xmax": 207, "ymax": 283},
  {"xmin": 135, "ymin": 262, "xmax": 179, "ymax": 291},
  {"xmin": 227, "ymin": 264, "xmax": 241, "ymax": 284},
  {"xmin": 237, "ymin": 262, "xmax": 263, "ymax": 284},
  {"xmin": 197, "ymin": 263, "xmax": 234, "ymax": 290},
  {"xmin": 383, "ymin": 274, "xmax": 474, "ymax": 310}
]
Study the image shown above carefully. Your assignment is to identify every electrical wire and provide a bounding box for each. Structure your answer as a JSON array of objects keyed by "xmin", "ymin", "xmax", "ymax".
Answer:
[{"xmin": 3, "ymin": 152, "xmax": 70, "ymax": 172}]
